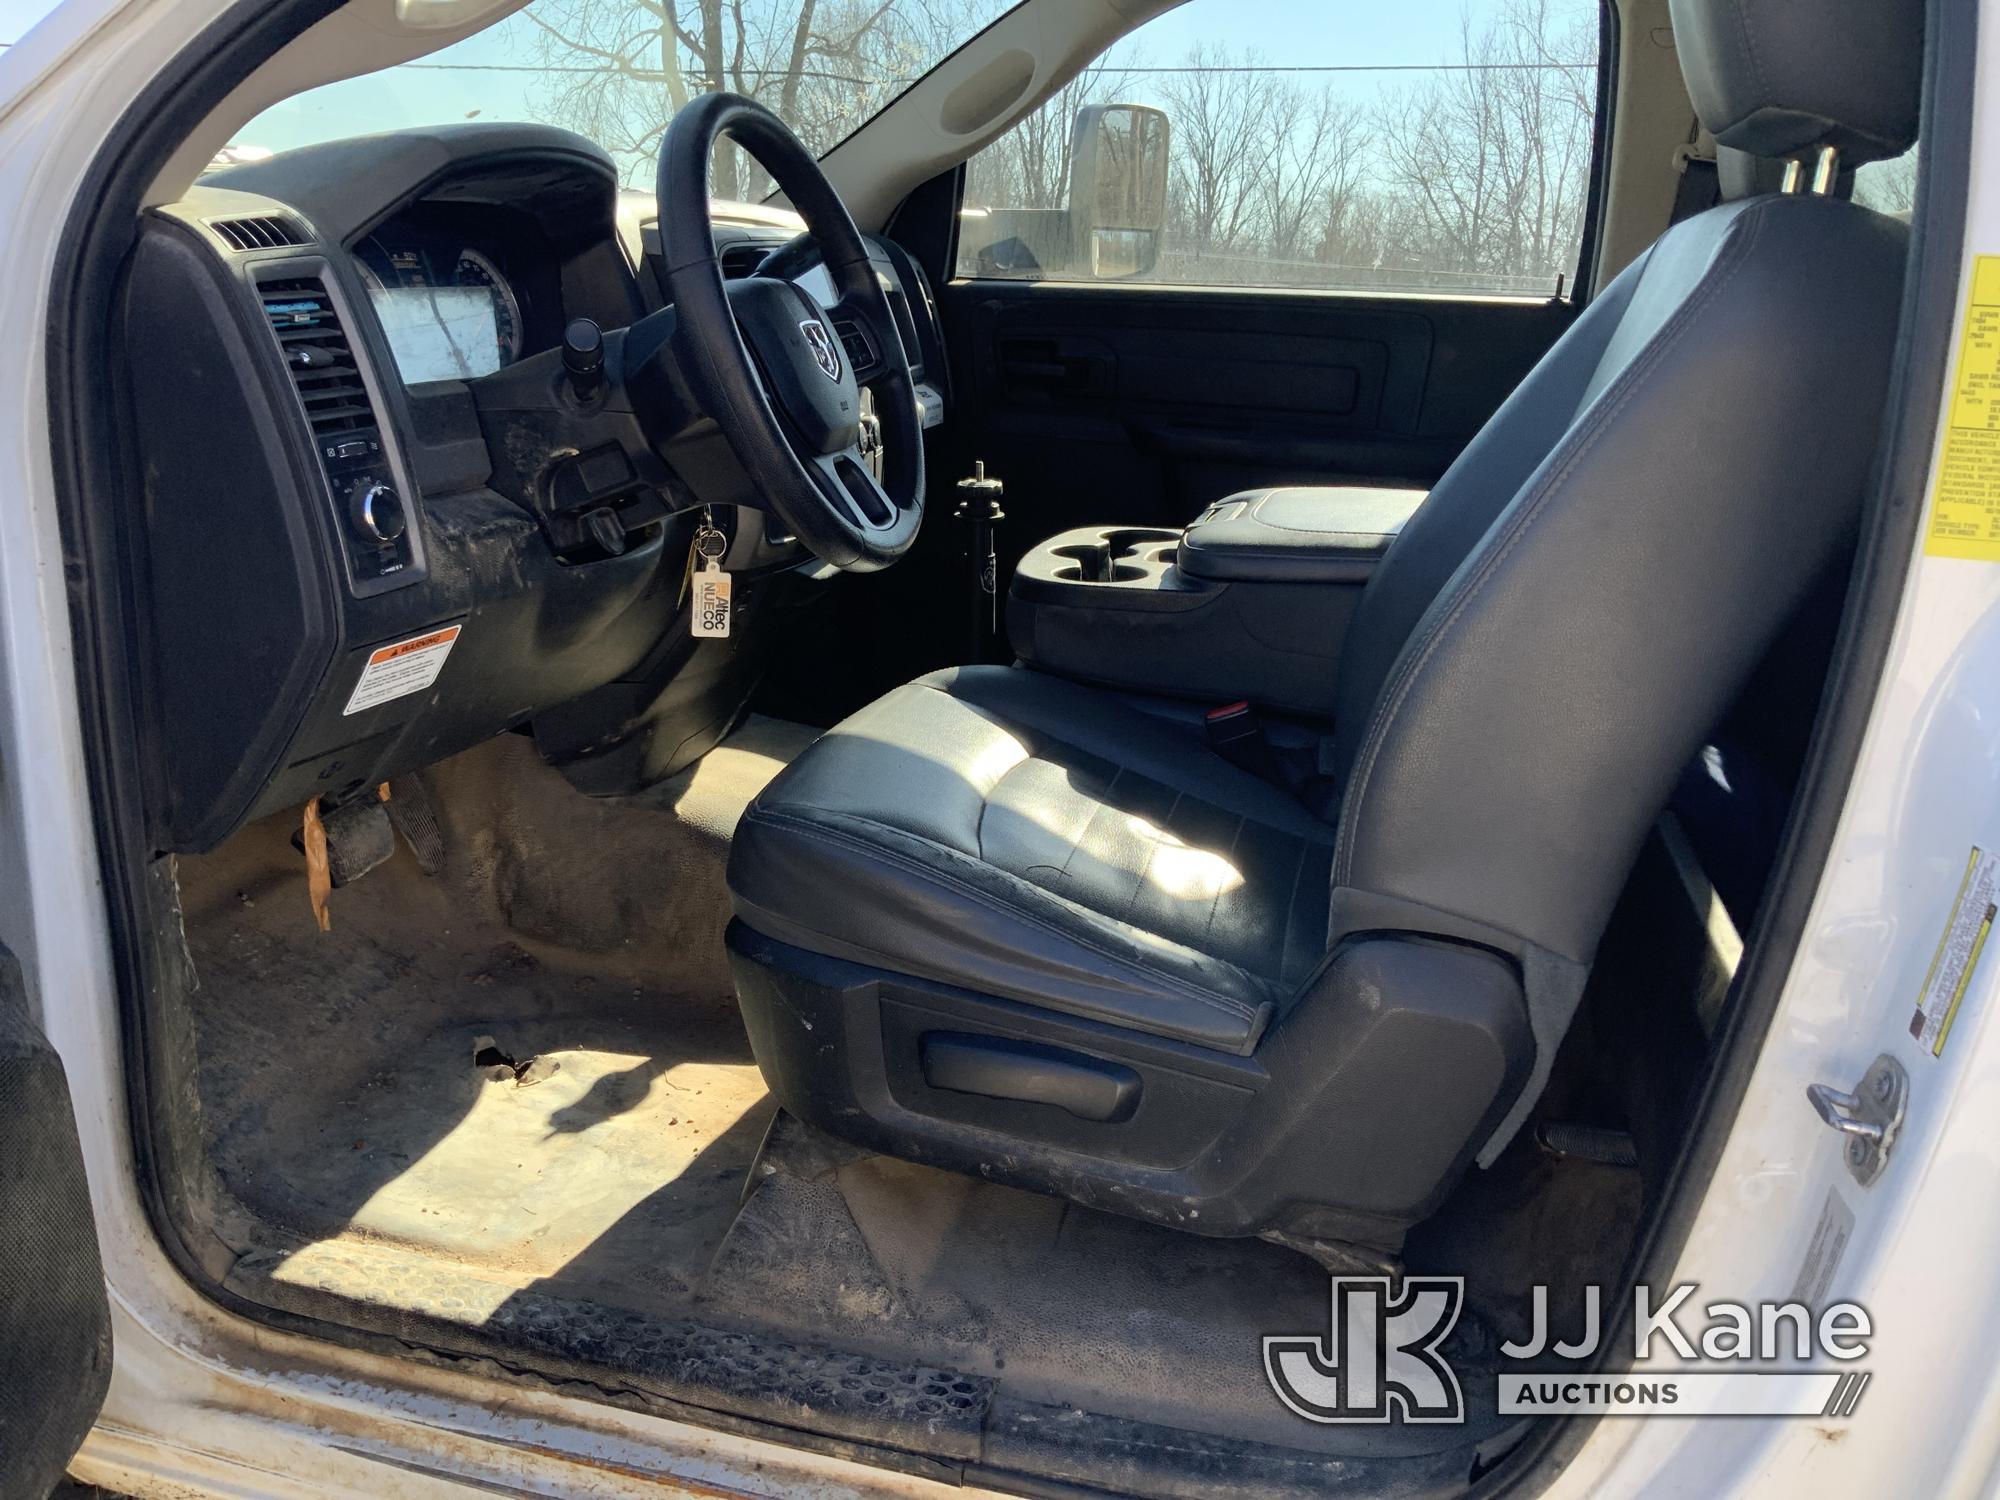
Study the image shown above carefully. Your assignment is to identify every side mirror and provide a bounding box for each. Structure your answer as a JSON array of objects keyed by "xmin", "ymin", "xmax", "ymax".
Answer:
[{"xmin": 1067, "ymin": 104, "xmax": 1170, "ymax": 278}]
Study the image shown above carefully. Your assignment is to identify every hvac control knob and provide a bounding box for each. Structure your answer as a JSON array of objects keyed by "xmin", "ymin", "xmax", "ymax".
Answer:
[{"xmin": 349, "ymin": 482, "xmax": 406, "ymax": 546}]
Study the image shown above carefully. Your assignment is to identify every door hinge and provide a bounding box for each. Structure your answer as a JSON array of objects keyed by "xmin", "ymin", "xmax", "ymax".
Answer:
[{"xmin": 1806, "ymin": 1053, "xmax": 1908, "ymax": 1187}]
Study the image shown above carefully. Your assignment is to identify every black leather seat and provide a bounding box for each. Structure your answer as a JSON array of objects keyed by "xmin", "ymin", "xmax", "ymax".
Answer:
[
  {"xmin": 729, "ymin": 668, "xmax": 1334, "ymax": 1056},
  {"xmin": 726, "ymin": 0, "xmax": 1922, "ymax": 1255}
]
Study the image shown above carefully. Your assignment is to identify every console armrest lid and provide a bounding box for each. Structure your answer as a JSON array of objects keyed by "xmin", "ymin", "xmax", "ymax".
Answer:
[{"xmin": 1178, "ymin": 486, "xmax": 1427, "ymax": 583}]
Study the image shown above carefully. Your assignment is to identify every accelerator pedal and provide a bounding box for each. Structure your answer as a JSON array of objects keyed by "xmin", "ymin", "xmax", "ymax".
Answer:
[
  {"xmin": 384, "ymin": 774, "xmax": 446, "ymax": 876},
  {"xmin": 1534, "ymin": 1121, "xmax": 1639, "ymax": 1167}
]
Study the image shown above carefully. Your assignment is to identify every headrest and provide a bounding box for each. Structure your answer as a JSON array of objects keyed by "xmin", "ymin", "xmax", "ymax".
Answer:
[{"xmin": 1668, "ymin": 0, "xmax": 1923, "ymax": 165}]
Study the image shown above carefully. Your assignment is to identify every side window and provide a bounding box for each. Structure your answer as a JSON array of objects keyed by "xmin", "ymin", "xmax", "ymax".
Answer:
[
  {"xmin": 956, "ymin": 0, "xmax": 1605, "ymax": 298},
  {"xmin": 1852, "ymin": 149, "xmax": 1920, "ymax": 217}
]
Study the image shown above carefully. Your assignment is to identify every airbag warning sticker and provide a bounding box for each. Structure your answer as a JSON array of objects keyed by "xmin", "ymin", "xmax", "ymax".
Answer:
[
  {"xmin": 1927, "ymin": 256, "xmax": 2000, "ymax": 558},
  {"xmin": 1910, "ymin": 845, "xmax": 1999, "ymax": 1057},
  {"xmin": 343, "ymin": 625, "xmax": 461, "ymax": 716}
]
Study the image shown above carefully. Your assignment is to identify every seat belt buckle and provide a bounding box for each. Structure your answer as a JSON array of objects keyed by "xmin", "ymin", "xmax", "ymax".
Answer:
[
  {"xmin": 1205, "ymin": 699, "xmax": 1256, "ymax": 740},
  {"xmin": 1205, "ymin": 700, "xmax": 1275, "ymax": 776}
]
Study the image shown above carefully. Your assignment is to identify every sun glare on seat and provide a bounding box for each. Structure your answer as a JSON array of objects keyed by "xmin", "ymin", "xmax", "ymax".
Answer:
[{"xmin": 1129, "ymin": 817, "xmax": 1245, "ymax": 901}]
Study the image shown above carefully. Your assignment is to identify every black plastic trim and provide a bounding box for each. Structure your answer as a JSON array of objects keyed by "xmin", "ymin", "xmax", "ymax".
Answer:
[
  {"xmin": 205, "ymin": 127, "xmax": 621, "ymax": 253},
  {"xmin": 119, "ymin": 219, "xmax": 343, "ymax": 849}
]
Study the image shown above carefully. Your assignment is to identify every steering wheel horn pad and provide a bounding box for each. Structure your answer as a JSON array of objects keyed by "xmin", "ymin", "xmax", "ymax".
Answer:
[
  {"xmin": 655, "ymin": 94, "xmax": 924, "ymax": 571},
  {"xmin": 727, "ymin": 277, "xmax": 860, "ymax": 455}
]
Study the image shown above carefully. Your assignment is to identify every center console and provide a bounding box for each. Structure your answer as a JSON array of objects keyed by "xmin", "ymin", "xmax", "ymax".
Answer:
[{"xmin": 1007, "ymin": 486, "xmax": 1425, "ymax": 716}]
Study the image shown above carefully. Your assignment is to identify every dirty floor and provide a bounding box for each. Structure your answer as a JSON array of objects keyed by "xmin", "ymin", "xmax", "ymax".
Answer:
[{"xmin": 174, "ymin": 721, "xmax": 809, "ymax": 1317}]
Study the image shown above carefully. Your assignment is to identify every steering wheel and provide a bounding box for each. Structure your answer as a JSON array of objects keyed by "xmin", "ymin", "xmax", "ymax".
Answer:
[{"xmin": 657, "ymin": 94, "xmax": 925, "ymax": 572}]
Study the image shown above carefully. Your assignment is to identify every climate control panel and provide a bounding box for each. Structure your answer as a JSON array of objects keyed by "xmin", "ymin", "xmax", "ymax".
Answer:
[
  {"xmin": 259, "ymin": 271, "xmax": 424, "ymax": 596},
  {"xmin": 315, "ymin": 428, "xmax": 417, "ymax": 587}
]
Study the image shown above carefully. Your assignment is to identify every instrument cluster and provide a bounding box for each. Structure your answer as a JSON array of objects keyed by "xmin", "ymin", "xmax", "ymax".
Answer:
[{"xmin": 354, "ymin": 227, "xmax": 528, "ymax": 382}]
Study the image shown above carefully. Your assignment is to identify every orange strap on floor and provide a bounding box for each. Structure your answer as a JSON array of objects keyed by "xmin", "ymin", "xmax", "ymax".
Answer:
[{"xmin": 302, "ymin": 798, "xmax": 332, "ymax": 932}]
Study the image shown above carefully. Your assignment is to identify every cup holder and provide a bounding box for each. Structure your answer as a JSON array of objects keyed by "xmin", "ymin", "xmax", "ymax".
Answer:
[
  {"xmin": 1054, "ymin": 561, "xmax": 1148, "ymax": 583},
  {"xmin": 1050, "ymin": 528, "xmax": 1177, "ymax": 583},
  {"xmin": 1102, "ymin": 528, "xmax": 1177, "ymax": 555}
]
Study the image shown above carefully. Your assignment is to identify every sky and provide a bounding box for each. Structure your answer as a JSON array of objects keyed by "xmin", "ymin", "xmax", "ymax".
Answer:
[
  {"xmin": 1127, "ymin": 0, "xmax": 1518, "ymax": 69},
  {"xmin": 0, "ymin": 0, "xmax": 1596, "ymax": 164},
  {"xmin": 0, "ymin": 0, "xmax": 55, "ymax": 41}
]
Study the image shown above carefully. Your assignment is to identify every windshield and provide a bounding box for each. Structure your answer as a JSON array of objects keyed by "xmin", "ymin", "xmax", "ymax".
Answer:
[{"xmin": 240, "ymin": 0, "xmax": 1020, "ymax": 192}]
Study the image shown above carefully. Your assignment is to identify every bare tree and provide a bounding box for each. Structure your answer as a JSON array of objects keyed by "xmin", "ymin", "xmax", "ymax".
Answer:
[
  {"xmin": 523, "ymin": 0, "xmax": 1007, "ymax": 189},
  {"xmin": 1373, "ymin": 0, "xmax": 1598, "ymax": 289},
  {"xmin": 956, "ymin": 0, "xmax": 1598, "ymax": 292},
  {"xmin": 1261, "ymin": 85, "xmax": 1370, "ymax": 263},
  {"xmin": 1147, "ymin": 45, "xmax": 1375, "ymax": 284},
  {"xmin": 1158, "ymin": 42, "xmax": 1284, "ymax": 256},
  {"xmin": 1853, "ymin": 149, "xmax": 1920, "ymax": 215}
]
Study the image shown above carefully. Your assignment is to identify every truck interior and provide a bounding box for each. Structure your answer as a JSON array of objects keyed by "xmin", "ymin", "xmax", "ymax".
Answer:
[{"xmin": 39, "ymin": 0, "xmax": 1946, "ymax": 1492}]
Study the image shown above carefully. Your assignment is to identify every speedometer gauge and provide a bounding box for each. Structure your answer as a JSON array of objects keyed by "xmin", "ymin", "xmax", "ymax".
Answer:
[{"xmin": 451, "ymin": 249, "xmax": 522, "ymax": 367}]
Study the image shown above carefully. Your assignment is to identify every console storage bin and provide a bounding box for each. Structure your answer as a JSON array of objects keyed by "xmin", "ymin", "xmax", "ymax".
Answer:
[{"xmin": 1176, "ymin": 486, "xmax": 1425, "ymax": 583}]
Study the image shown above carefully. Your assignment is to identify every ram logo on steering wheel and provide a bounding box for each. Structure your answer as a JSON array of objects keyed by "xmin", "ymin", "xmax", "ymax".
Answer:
[{"xmin": 799, "ymin": 318, "xmax": 842, "ymax": 382}]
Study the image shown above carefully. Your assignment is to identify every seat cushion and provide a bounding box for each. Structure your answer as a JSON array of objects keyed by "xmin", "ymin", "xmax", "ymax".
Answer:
[{"xmin": 727, "ymin": 667, "xmax": 1335, "ymax": 1055}]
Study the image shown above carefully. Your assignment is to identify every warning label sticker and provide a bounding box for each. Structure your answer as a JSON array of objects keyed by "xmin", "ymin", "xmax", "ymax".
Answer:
[
  {"xmin": 343, "ymin": 624, "xmax": 461, "ymax": 716},
  {"xmin": 1909, "ymin": 845, "xmax": 2000, "ymax": 1057},
  {"xmin": 1927, "ymin": 256, "xmax": 2000, "ymax": 558},
  {"xmin": 1788, "ymin": 1186, "xmax": 1856, "ymax": 1305}
]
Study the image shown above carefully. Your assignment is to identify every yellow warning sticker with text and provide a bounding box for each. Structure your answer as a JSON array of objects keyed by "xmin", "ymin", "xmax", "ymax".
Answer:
[
  {"xmin": 1927, "ymin": 256, "xmax": 2000, "ymax": 559},
  {"xmin": 1910, "ymin": 845, "xmax": 2000, "ymax": 1057}
]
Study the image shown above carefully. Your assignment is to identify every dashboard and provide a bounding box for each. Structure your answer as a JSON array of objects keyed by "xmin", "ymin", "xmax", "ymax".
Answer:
[{"xmin": 122, "ymin": 122, "xmax": 949, "ymax": 854}]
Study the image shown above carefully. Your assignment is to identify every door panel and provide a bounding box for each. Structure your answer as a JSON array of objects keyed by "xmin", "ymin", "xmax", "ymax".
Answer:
[
  {"xmin": 0, "ymin": 944, "xmax": 111, "ymax": 1500},
  {"xmin": 941, "ymin": 279, "xmax": 1578, "ymax": 569}
]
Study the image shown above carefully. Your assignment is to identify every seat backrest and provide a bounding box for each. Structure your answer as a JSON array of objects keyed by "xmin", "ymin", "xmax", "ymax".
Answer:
[{"xmin": 1319, "ymin": 0, "xmax": 1922, "ymax": 1150}]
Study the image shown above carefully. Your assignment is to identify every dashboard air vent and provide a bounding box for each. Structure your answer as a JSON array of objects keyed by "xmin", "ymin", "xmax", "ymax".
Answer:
[
  {"xmin": 719, "ymin": 241, "xmax": 776, "ymax": 280},
  {"xmin": 260, "ymin": 277, "xmax": 372, "ymax": 438},
  {"xmin": 210, "ymin": 214, "xmax": 308, "ymax": 252}
]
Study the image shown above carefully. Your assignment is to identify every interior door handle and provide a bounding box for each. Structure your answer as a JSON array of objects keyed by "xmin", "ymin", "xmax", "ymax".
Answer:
[
  {"xmin": 996, "ymin": 338, "xmax": 1114, "ymax": 394},
  {"xmin": 1002, "ymin": 357, "xmax": 1075, "ymax": 381}
]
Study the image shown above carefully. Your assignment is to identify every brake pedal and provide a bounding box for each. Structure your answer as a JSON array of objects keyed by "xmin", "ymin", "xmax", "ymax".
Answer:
[
  {"xmin": 320, "ymin": 796, "xmax": 396, "ymax": 887},
  {"xmin": 293, "ymin": 792, "xmax": 396, "ymax": 901}
]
